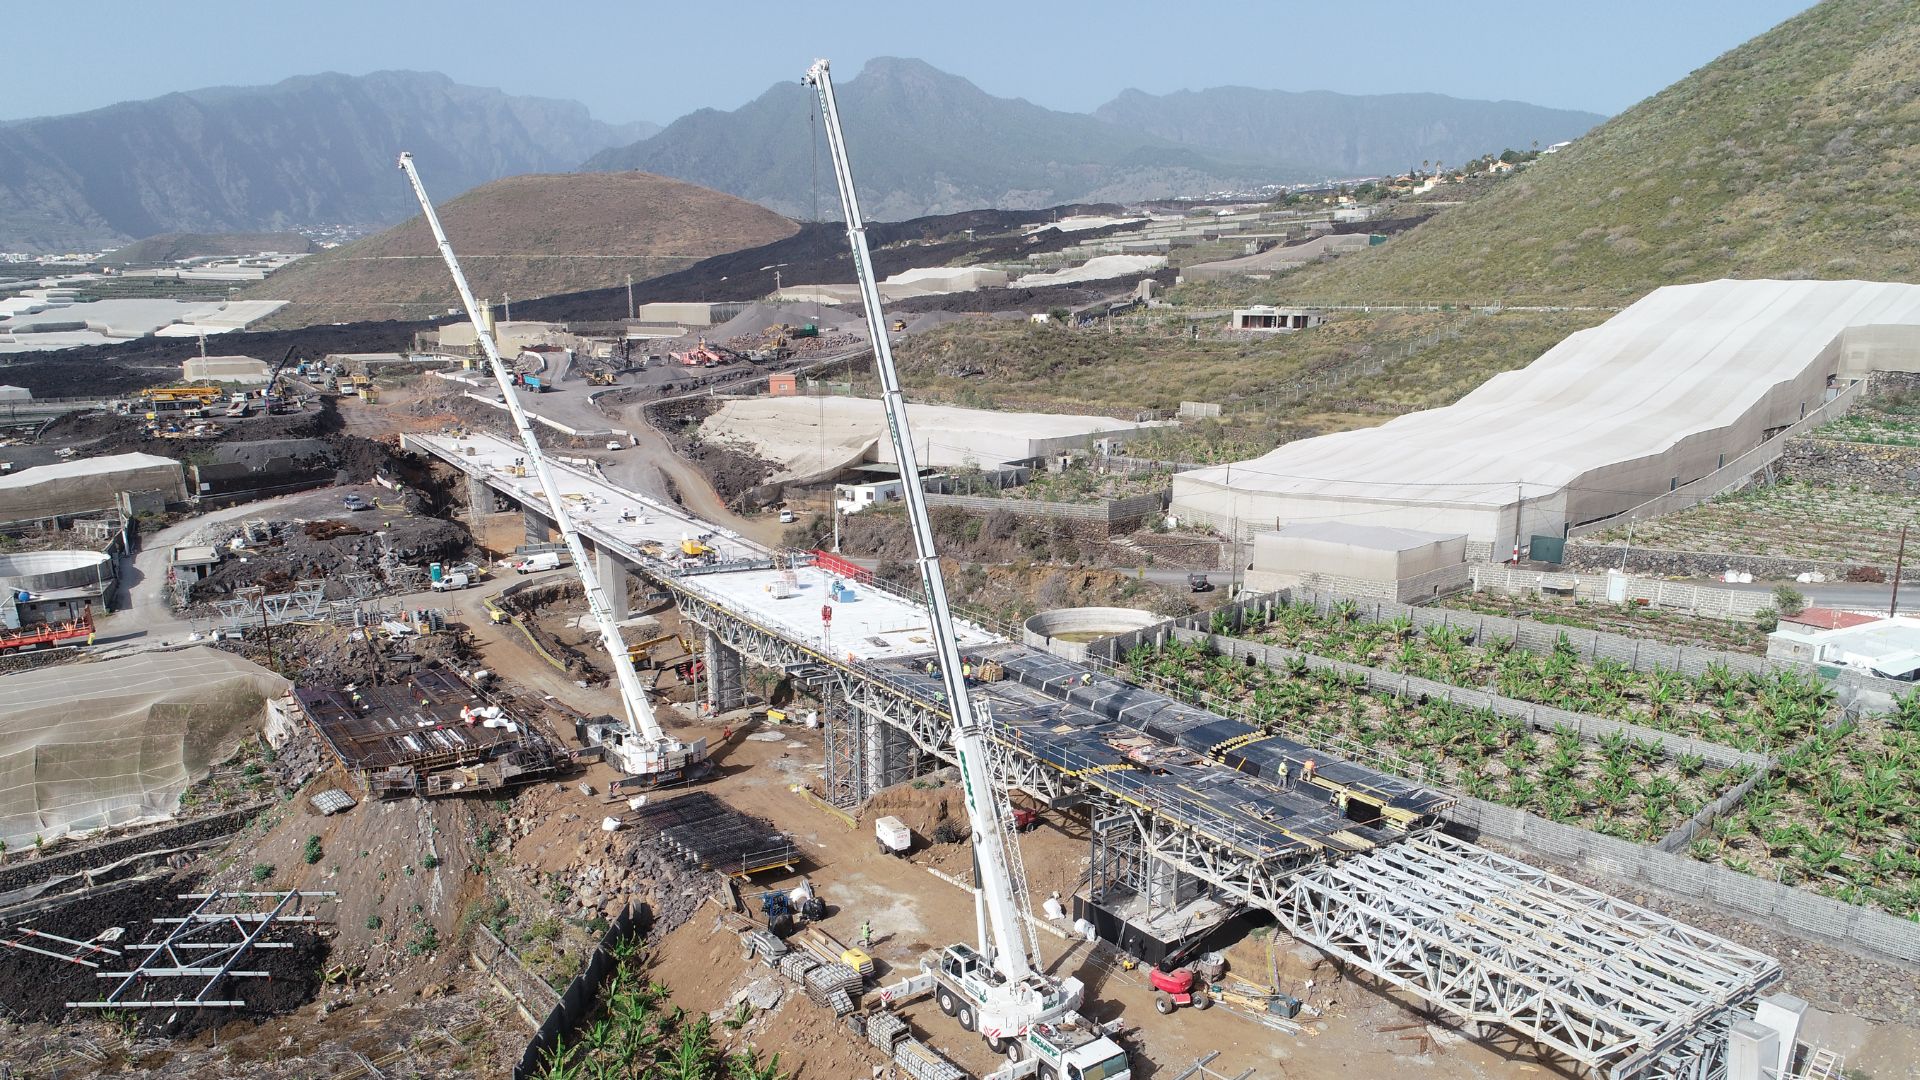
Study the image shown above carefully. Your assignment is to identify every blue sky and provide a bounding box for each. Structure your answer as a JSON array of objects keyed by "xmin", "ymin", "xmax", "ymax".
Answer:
[{"xmin": 13, "ymin": 0, "xmax": 1814, "ymax": 125}]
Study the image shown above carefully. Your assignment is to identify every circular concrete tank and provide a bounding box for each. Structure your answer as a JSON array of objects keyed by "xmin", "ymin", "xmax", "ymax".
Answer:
[
  {"xmin": 1022, "ymin": 606, "xmax": 1161, "ymax": 661},
  {"xmin": 0, "ymin": 550, "xmax": 113, "ymax": 593}
]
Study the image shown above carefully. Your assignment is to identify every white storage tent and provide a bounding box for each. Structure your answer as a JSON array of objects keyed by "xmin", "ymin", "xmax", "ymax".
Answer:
[
  {"xmin": 1171, "ymin": 280, "xmax": 1920, "ymax": 551},
  {"xmin": 0, "ymin": 647, "xmax": 288, "ymax": 849}
]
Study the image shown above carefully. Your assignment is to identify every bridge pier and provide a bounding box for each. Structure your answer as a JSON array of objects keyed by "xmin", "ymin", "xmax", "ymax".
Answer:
[
  {"xmin": 863, "ymin": 711, "xmax": 920, "ymax": 791},
  {"xmin": 704, "ymin": 629, "xmax": 746, "ymax": 712},
  {"xmin": 524, "ymin": 507, "xmax": 549, "ymax": 545},
  {"xmin": 465, "ymin": 473, "xmax": 495, "ymax": 524},
  {"xmin": 595, "ymin": 545, "xmax": 631, "ymax": 621}
]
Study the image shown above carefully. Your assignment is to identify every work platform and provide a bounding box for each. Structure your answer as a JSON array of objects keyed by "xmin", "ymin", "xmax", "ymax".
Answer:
[
  {"xmin": 296, "ymin": 665, "xmax": 567, "ymax": 797},
  {"xmin": 405, "ymin": 427, "xmax": 1782, "ymax": 1079}
]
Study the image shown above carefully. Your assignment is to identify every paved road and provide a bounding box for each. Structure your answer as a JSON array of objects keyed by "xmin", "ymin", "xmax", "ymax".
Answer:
[
  {"xmin": 1719, "ymin": 580, "xmax": 1918, "ymax": 614},
  {"xmin": 102, "ymin": 490, "xmax": 330, "ymax": 648}
]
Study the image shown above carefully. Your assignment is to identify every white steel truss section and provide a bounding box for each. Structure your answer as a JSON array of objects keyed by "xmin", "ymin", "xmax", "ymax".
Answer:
[{"xmin": 1269, "ymin": 833, "xmax": 1778, "ymax": 1079}]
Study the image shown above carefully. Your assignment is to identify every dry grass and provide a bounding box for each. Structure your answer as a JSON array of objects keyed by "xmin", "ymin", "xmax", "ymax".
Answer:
[{"xmin": 1262, "ymin": 0, "xmax": 1920, "ymax": 305}]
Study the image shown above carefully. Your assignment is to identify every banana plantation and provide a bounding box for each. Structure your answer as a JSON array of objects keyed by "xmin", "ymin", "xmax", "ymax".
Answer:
[
  {"xmin": 1229, "ymin": 599, "xmax": 1838, "ymax": 751},
  {"xmin": 537, "ymin": 944, "xmax": 785, "ymax": 1080},
  {"xmin": 1124, "ymin": 640, "xmax": 1747, "ymax": 844},
  {"xmin": 1690, "ymin": 698, "xmax": 1920, "ymax": 917},
  {"xmin": 1137, "ymin": 597, "xmax": 1920, "ymax": 917}
]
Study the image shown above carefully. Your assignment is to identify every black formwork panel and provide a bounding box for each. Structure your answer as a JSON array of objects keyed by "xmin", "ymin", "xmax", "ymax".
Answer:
[{"xmin": 864, "ymin": 652, "xmax": 1422, "ymax": 860}]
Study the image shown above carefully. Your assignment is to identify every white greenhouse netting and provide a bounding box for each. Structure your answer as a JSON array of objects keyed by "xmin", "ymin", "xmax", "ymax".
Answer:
[{"xmin": 0, "ymin": 647, "xmax": 288, "ymax": 849}]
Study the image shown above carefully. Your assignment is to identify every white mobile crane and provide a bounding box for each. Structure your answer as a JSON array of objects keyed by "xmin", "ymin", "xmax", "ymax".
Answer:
[
  {"xmin": 804, "ymin": 60, "xmax": 1130, "ymax": 1080},
  {"xmin": 398, "ymin": 152, "xmax": 709, "ymax": 789}
]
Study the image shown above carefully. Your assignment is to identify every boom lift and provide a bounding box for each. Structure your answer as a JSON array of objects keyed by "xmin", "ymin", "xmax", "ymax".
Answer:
[
  {"xmin": 398, "ymin": 152, "xmax": 710, "ymax": 789},
  {"xmin": 805, "ymin": 60, "xmax": 1130, "ymax": 1080}
]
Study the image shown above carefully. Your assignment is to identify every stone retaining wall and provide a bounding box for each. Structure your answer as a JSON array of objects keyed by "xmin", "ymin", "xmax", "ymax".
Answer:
[
  {"xmin": 1563, "ymin": 540, "xmax": 1919, "ymax": 584},
  {"xmin": 0, "ymin": 803, "xmax": 265, "ymax": 896},
  {"xmin": 1779, "ymin": 438, "xmax": 1920, "ymax": 494}
]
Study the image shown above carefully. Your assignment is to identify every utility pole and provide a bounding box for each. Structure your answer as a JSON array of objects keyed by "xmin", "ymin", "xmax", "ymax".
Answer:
[
  {"xmin": 625, "ymin": 274, "xmax": 634, "ymax": 320},
  {"xmin": 1891, "ymin": 524, "xmax": 1908, "ymax": 618},
  {"xmin": 503, "ymin": 294, "xmax": 511, "ymax": 323},
  {"xmin": 257, "ymin": 604, "xmax": 277, "ymax": 674}
]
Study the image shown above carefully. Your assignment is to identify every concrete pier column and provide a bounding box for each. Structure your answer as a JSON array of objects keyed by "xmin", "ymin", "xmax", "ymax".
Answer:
[
  {"xmin": 862, "ymin": 717, "xmax": 916, "ymax": 792},
  {"xmin": 523, "ymin": 508, "xmax": 549, "ymax": 545},
  {"xmin": 703, "ymin": 629, "xmax": 745, "ymax": 712},
  {"xmin": 465, "ymin": 474, "xmax": 494, "ymax": 525},
  {"xmin": 595, "ymin": 545, "xmax": 631, "ymax": 621}
]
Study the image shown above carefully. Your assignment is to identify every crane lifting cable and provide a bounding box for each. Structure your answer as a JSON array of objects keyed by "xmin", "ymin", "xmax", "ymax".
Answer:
[{"xmin": 396, "ymin": 152, "xmax": 709, "ymax": 789}]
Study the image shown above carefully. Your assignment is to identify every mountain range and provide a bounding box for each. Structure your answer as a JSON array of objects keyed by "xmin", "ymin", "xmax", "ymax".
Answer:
[
  {"xmin": 585, "ymin": 58, "xmax": 1602, "ymax": 221},
  {"xmin": 0, "ymin": 71, "xmax": 655, "ymax": 252},
  {"xmin": 0, "ymin": 61, "xmax": 1600, "ymax": 252}
]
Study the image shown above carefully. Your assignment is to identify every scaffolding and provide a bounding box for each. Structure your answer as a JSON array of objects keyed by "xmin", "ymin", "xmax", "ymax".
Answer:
[
  {"xmin": 69, "ymin": 889, "xmax": 333, "ymax": 1010},
  {"xmin": 819, "ymin": 685, "xmax": 866, "ymax": 809}
]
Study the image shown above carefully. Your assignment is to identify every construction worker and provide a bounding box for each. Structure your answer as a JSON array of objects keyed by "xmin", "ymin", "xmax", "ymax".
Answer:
[
  {"xmin": 860, "ymin": 920, "xmax": 873, "ymax": 948},
  {"xmin": 1302, "ymin": 758, "xmax": 1316, "ymax": 783}
]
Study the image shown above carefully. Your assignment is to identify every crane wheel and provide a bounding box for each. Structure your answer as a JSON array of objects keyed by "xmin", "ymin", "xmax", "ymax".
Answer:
[
  {"xmin": 956, "ymin": 1003, "xmax": 976, "ymax": 1032},
  {"xmin": 985, "ymin": 1036, "xmax": 1005, "ymax": 1055},
  {"xmin": 936, "ymin": 988, "xmax": 956, "ymax": 1016},
  {"xmin": 1004, "ymin": 1041, "xmax": 1026, "ymax": 1063},
  {"xmin": 1154, "ymin": 993, "xmax": 1174, "ymax": 1015}
]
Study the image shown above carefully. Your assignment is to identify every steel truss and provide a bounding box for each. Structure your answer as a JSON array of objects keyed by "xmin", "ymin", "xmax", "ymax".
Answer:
[
  {"xmin": 70, "ymin": 890, "xmax": 334, "ymax": 1010},
  {"xmin": 1266, "ymin": 834, "xmax": 1778, "ymax": 1079},
  {"xmin": 431, "ymin": 442, "xmax": 1778, "ymax": 1080},
  {"xmin": 665, "ymin": 582, "xmax": 1329, "ymax": 905},
  {"xmin": 209, "ymin": 581, "xmax": 328, "ymax": 629}
]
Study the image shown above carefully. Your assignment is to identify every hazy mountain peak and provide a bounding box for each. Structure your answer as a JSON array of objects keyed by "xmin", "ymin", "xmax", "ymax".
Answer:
[
  {"xmin": 585, "ymin": 57, "xmax": 1602, "ymax": 220},
  {"xmin": 0, "ymin": 72, "xmax": 656, "ymax": 252}
]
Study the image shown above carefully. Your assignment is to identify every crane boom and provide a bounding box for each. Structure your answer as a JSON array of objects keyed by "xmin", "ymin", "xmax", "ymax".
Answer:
[
  {"xmin": 396, "ymin": 152, "xmax": 682, "ymax": 768},
  {"xmin": 803, "ymin": 60, "xmax": 1035, "ymax": 986}
]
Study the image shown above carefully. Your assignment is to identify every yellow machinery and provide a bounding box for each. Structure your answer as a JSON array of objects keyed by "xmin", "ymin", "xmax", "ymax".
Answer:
[
  {"xmin": 141, "ymin": 386, "xmax": 222, "ymax": 403},
  {"xmin": 586, "ymin": 369, "xmax": 618, "ymax": 386},
  {"xmin": 679, "ymin": 537, "xmax": 710, "ymax": 557},
  {"xmin": 626, "ymin": 634, "xmax": 678, "ymax": 666}
]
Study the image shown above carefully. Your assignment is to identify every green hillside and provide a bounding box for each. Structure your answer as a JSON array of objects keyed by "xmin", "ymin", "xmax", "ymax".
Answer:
[{"xmin": 1272, "ymin": 0, "xmax": 1920, "ymax": 305}]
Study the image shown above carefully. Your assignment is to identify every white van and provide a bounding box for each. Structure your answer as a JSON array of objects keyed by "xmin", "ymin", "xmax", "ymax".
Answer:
[{"xmin": 515, "ymin": 552, "xmax": 566, "ymax": 574}]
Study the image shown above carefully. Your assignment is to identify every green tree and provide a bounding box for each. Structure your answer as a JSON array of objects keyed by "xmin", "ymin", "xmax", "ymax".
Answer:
[{"xmin": 1771, "ymin": 585, "xmax": 1807, "ymax": 616}]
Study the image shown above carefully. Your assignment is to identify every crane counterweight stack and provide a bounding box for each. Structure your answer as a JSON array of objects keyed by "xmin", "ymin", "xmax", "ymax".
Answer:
[
  {"xmin": 804, "ymin": 60, "xmax": 1130, "ymax": 1079},
  {"xmin": 396, "ymin": 152, "xmax": 707, "ymax": 788}
]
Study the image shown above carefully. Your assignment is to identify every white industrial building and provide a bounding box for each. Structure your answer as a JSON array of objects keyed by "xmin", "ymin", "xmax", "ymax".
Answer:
[
  {"xmin": 1768, "ymin": 614, "xmax": 1920, "ymax": 680},
  {"xmin": 1171, "ymin": 280, "xmax": 1920, "ymax": 556},
  {"xmin": 0, "ymin": 453, "xmax": 186, "ymax": 519},
  {"xmin": 1232, "ymin": 306, "xmax": 1325, "ymax": 333},
  {"xmin": 183, "ymin": 354, "xmax": 270, "ymax": 383},
  {"xmin": 1244, "ymin": 523, "xmax": 1470, "ymax": 602}
]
